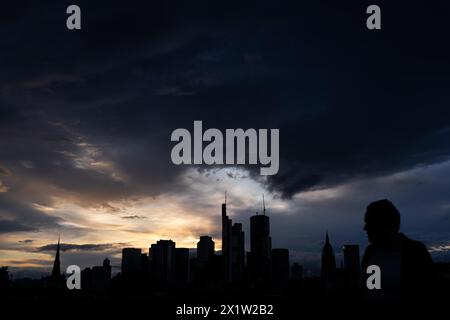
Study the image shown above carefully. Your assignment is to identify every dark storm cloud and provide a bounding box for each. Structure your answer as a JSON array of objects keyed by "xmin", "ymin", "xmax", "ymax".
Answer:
[
  {"xmin": 36, "ymin": 242, "xmax": 118, "ymax": 252},
  {"xmin": 0, "ymin": 194, "xmax": 61, "ymax": 231},
  {"xmin": 1, "ymin": 0, "xmax": 450, "ymax": 202},
  {"xmin": 121, "ymin": 215, "xmax": 146, "ymax": 220},
  {"xmin": 19, "ymin": 239, "xmax": 34, "ymax": 244},
  {"xmin": 0, "ymin": 219, "xmax": 36, "ymax": 233}
]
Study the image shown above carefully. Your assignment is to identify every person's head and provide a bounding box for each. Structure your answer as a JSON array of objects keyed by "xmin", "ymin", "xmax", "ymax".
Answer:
[{"xmin": 364, "ymin": 199, "xmax": 400, "ymax": 244}]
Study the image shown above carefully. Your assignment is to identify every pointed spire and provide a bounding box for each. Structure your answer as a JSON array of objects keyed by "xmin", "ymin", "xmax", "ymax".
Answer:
[
  {"xmin": 51, "ymin": 234, "xmax": 61, "ymax": 279},
  {"xmin": 225, "ymin": 191, "xmax": 227, "ymax": 205},
  {"xmin": 321, "ymin": 230, "xmax": 336, "ymax": 280}
]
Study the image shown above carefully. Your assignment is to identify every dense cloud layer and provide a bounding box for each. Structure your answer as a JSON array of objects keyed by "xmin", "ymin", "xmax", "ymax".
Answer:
[
  {"xmin": 1, "ymin": 1, "xmax": 450, "ymax": 272},
  {"xmin": 1, "ymin": 1, "xmax": 450, "ymax": 201},
  {"xmin": 36, "ymin": 243, "xmax": 120, "ymax": 252}
]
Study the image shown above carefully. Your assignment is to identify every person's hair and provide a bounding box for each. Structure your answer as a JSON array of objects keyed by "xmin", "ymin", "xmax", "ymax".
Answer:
[{"xmin": 366, "ymin": 199, "xmax": 401, "ymax": 231}]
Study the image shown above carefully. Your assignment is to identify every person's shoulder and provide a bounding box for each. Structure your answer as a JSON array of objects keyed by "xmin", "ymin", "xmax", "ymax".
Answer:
[
  {"xmin": 400, "ymin": 233, "xmax": 431, "ymax": 259},
  {"xmin": 400, "ymin": 233, "xmax": 427, "ymax": 250}
]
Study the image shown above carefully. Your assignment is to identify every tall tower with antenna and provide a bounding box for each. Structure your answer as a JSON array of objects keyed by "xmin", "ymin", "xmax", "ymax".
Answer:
[
  {"xmin": 248, "ymin": 195, "xmax": 272, "ymax": 283},
  {"xmin": 262, "ymin": 194, "xmax": 266, "ymax": 215},
  {"xmin": 221, "ymin": 191, "xmax": 232, "ymax": 282}
]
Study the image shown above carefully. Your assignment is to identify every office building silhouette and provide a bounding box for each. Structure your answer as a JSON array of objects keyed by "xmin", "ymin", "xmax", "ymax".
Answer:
[
  {"xmin": 197, "ymin": 236, "xmax": 215, "ymax": 264},
  {"xmin": 272, "ymin": 248, "xmax": 290, "ymax": 287},
  {"xmin": 175, "ymin": 248, "xmax": 189, "ymax": 284},
  {"xmin": 81, "ymin": 258, "xmax": 112, "ymax": 293},
  {"xmin": 231, "ymin": 223, "xmax": 245, "ymax": 282},
  {"xmin": 248, "ymin": 198, "xmax": 272, "ymax": 284},
  {"xmin": 81, "ymin": 267, "xmax": 92, "ymax": 291},
  {"xmin": 192, "ymin": 236, "xmax": 217, "ymax": 286},
  {"xmin": 121, "ymin": 248, "xmax": 143, "ymax": 275},
  {"xmin": 150, "ymin": 240, "xmax": 176, "ymax": 286},
  {"xmin": 91, "ymin": 258, "xmax": 111, "ymax": 293},
  {"xmin": 103, "ymin": 258, "xmax": 112, "ymax": 280},
  {"xmin": 221, "ymin": 193, "xmax": 232, "ymax": 282},
  {"xmin": 221, "ymin": 193, "xmax": 246, "ymax": 283}
]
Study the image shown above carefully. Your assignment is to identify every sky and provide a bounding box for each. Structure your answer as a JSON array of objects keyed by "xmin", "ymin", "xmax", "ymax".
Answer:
[{"xmin": 1, "ymin": 0, "xmax": 450, "ymax": 278}]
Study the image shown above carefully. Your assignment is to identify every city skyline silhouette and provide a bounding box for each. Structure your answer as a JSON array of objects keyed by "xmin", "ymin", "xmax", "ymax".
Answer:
[
  {"xmin": 2, "ymin": 191, "xmax": 450, "ymax": 280},
  {"xmin": 2, "ymin": 196, "xmax": 448, "ymax": 304}
]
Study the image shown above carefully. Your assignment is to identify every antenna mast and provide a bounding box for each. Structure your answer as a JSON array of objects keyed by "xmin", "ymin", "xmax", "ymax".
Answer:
[{"xmin": 262, "ymin": 194, "xmax": 266, "ymax": 216}]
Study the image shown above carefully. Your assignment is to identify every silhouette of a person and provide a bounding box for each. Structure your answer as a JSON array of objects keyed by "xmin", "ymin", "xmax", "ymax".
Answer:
[{"xmin": 361, "ymin": 199, "xmax": 433, "ymax": 301}]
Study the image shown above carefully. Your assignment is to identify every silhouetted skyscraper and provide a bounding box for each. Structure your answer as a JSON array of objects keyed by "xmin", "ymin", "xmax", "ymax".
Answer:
[
  {"xmin": 272, "ymin": 248, "xmax": 290, "ymax": 287},
  {"xmin": 197, "ymin": 236, "xmax": 215, "ymax": 264},
  {"xmin": 321, "ymin": 232, "xmax": 336, "ymax": 281},
  {"xmin": 175, "ymin": 248, "xmax": 189, "ymax": 284},
  {"xmin": 221, "ymin": 193, "xmax": 246, "ymax": 283},
  {"xmin": 231, "ymin": 223, "xmax": 245, "ymax": 282},
  {"xmin": 150, "ymin": 240, "xmax": 176, "ymax": 286},
  {"xmin": 103, "ymin": 258, "xmax": 111, "ymax": 280},
  {"xmin": 343, "ymin": 244, "xmax": 361, "ymax": 277},
  {"xmin": 81, "ymin": 267, "xmax": 92, "ymax": 291},
  {"xmin": 192, "ymin": 236, "xmax": 217, "ymax": 286},
  {"xmin": 141, "ymin": 253, "xmax": 149, "ymax": 276},
  {"xmin": 51, "ymin": 235, "xmax": 61, "ymax": 280},
  {"xmin": 92, "ymin": 267, "xmax": 109, "ymax": 293},
  {"xmin": 83, "ymin": 258, "xmax": 112, "ymax": 293},
  {"xmin": 248, "ymin": 199, "xmax": 272, "ymax": 283},
  {"xmin": 121, "ymin": 248, "xmax": 142, "ymax": 275},
  {"xmin": 250, "ymin": 216, "xmax": 271, "ymax": 259},
  {"xmin": 222, "ymin": 193, "xmax": 232, "ymax": 282}
]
